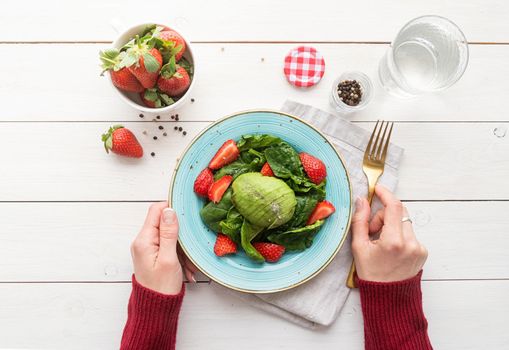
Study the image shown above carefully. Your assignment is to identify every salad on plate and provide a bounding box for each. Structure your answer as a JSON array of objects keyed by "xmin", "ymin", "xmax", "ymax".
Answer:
[{"xmin": 193, "ymin": 134, "xmax": 336, "ymax": 263}]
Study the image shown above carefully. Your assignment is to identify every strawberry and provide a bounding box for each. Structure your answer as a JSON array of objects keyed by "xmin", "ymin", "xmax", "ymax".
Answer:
[
  {"xmin": 101, "ymin": 125, "xmax": 143, "ymax": 158},
  {"xmin": 121, "ymin": 35, "xmax": 163, "ymax": 89},
  {"xmin": 99, "ymin": 48, "xmax": 144, "ymax": 93},
  {"xmin": 214, "ymin": 234, "xmax": 237, "ymax": 256},
  {"xmin": 208, "ymin": 140, "xmax": 240, "ymax": 170},
  {"xmin": 194, "ymin": 168, "xmax": 214, "ymax": 198},
  {"xmin": 299, "ymin": 152, "xmax": 327, "ymax": 184},
  {"xmin": 140, "ymin": 88, "xmax": 175, "ymax": 108},
  {"xmin": 157, "ymin": 56, "xmax": 191, "ymax": 97},
  {"xmin": 306, "ymin": 200, "xmax": 336, "ymax": 225},
  {"xmin": 252, "ymin": 242, "xmax": 285, "ymax": 263},
  {"xmin": 158, "ymin": 30, "xmax": 186, "ymax": 61},
  {"xmin": 208, "ymin": 175, "xmax": 233, "ymax": 203},
  {"xmin": 260, "ymin": 162, "xmax": 274, "ymax": 176}
]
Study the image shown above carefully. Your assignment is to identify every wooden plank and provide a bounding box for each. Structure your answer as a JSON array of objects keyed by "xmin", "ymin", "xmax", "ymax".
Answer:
[
  {"xmin": 0, "ymin": 122, "xmax": 507, "ymax": 201},
  {"xmin": 0, "ymin": 202, "xmax": 507, "ymax": 282},
  {"xmin": 0, "ymin": 280, "xmax": 507, "ymax": 349},
  {"xmin": 0, "ymin": 1, "xmax": 508, "ymax": 42},
  {"xmin": 1, "ymin": 43, "xmax": 508, "ymax": 122}
]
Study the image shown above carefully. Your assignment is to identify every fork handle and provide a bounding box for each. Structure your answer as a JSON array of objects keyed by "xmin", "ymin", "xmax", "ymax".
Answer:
[{"xmin": 346, "ymin": 186, "xmax": 376, "ymax": 288}]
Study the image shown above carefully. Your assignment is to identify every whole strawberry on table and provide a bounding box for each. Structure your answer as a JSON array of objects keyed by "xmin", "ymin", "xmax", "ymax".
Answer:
[
  {"xmin": 99, "ymin": 25, "xmax": 193, "ymax": 108},
  {"xmin": 195, "ymin": 134, "xmax": 336, "ymax": 263}
]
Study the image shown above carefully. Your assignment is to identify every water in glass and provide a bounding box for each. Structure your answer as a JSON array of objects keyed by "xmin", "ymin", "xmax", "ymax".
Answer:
[{"xmin": 379, "ymin": 16, "xmax": 469, "ymax": 97}]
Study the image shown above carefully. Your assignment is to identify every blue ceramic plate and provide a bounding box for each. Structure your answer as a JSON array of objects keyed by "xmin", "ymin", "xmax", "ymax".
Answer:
[{"xmin": 169, "ymin": 110, "xmax": 352, "ymax": 293}]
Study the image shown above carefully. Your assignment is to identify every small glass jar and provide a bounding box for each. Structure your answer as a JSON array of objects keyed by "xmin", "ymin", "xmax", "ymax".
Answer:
[{"xmin": 330, "ymin": 71, "xmax": 373, "ymax": 115}]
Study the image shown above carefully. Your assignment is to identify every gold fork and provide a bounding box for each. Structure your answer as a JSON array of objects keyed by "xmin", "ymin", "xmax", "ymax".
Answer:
[{"xmin": 346, "ymin": 120, "xmax": 394, "ymax": 288}]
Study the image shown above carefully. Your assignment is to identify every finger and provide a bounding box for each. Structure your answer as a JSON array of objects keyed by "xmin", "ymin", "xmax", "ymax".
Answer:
[
  {"xmin": 138, "ymin": 202, "xmax": 168, "ymax": 241},
  {"xmin": 177, "ymin": 246, "xmax": 198, "ymax": 282},
  {"xmin": 369, "ymin": 209, "xmax": 384, "ymax": 234},
  {"xmin": 402, "ymin": 206, "xmax": 418, "ymax": 243},
  {"xmin": 158, "ymin": 208, "xmax": 179, "ymax": 256},
  {"xmin": 351, "ymin": 197, "xmax": 371, "ymax": 247},
  {"xmin": 375, "ymin": 185, "xmax": 403, "ymax": 238}
]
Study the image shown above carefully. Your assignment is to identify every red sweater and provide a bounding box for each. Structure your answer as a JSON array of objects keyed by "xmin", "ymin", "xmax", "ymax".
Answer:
[{"xmin": 121, "ymin": 272, "xmax": 432, "ymax": 349}]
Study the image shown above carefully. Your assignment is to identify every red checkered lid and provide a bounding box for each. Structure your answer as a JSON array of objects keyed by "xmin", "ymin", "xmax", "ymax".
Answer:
[{"xmin": 284, "ymin": 46, "xmax": 325, "ymax": 88}]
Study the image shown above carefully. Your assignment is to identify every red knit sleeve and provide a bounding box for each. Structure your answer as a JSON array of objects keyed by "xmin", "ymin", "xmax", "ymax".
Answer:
[
  {"xmin": 356, "ymin": 271, "xmax": 432, "ymax": 350},
  {"xmin": 120, "ymin": 275, "xmax": 185, "ymax": 350}
]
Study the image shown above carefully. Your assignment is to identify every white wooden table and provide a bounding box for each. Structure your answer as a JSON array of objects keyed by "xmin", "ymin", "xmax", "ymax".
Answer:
[{"xmin": 1, "ymin": 1, "xmax": 508, "ymax": 349}]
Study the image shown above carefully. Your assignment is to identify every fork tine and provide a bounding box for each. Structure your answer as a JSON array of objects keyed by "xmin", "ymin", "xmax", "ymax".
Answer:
[
  {"xmin": 380, "ymin": 122, "xmax": 394, "ymax": 163},
  {"xmin": 376, "ymin": 122, "xmax": 389, "ymax": 160},
  {"xmin": 365, "ymin": 120, "xmax": 379, "ymax": 159},
  {"xmin": 370, "ymin": 120, "xmax": 385, "ymax": 159}
]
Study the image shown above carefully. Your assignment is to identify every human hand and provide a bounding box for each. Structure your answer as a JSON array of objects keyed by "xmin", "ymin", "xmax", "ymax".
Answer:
[
  {"xmin": 351, "ymin": 185, "xmax": 428, "ymax": 282},
  {"xmin": 131, "ymin": 202, "xmax": 198, "ymax": 295}
]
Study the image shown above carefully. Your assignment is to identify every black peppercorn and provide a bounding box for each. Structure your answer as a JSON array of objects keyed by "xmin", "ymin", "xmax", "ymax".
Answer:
[
  {"xmin": 158, "ymin": 126, "xmax": 164, "ymax": 130},
  {"xmin": 139, "ymin": 113, "xmax": 144, "ymax": 118},
  {"xmin": 178, "ymin": 127, "xmax": 183, "ymax": 131},
  {"xmin": 337, "ymin": 79, "xmax": 363, "ymax": 106},
  {"xmin": 163, "ymin": 132, "xmax": 167, "ymax": 136},
  {"xmin": 191, "ymin": 98, "xmax": 195, "ymax": 103},
  {"xmin": 156, "ymin": 116, "xmax": 161, "ymax": 119},
  {"xmin": 153, "ymin": 136, "xmax": 158, "ymax": 140},
  {"xmin": 151, "ymin": 152, "xmax": 155, "ymax": 157},
  {"xmin": 183, "ymin": 131, "xmax": 187, "ymax": 136},
  {"xmin": 174, "ymin": 126, "xmax": 178, "ymax": 130},
  {"xmin": 171, "ymin": 115, "xmax": 175, "ymax": 119}
]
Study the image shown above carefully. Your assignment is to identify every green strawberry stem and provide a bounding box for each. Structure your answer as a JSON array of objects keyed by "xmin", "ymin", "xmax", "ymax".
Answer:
[{"xmin": 101, "ymin": 125, "xmax": 124, "ymax": 154}]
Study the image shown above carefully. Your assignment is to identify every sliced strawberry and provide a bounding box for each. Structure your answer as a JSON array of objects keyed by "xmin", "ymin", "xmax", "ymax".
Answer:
[
  {"xmin": 208, "ymin": 175, "xmax": 233, "ymax": 203},
  {"xmin": 194, "ymin": 168, "xmax": 214, "ymax": 198},
  {"xmin": 214, "ymin": 233, "xmax": 237, "ymax": 256},
  {"xmin": 299, "ymin": 152, "xmax": 327, "ymax": 184},
  {"xmin": 252, "ymin": 242, "xmax": 285, "ymax": 263},
  {"xmin": 260, "ymin": 162, "xmax": 274, "ymax": 176},
  {"xmin": 307, "ymin": 200, "xmax": 336, "ymax": 225},
  {"xmin": 208, "ymin": 140, "xmax": 240, "ymax": 170}
]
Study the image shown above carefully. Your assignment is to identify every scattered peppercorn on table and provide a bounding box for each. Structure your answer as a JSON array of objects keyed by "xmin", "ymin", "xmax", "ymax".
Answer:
[{"xmin": 0, "ymin": 1, "xmax": 508, "ymax": 349}]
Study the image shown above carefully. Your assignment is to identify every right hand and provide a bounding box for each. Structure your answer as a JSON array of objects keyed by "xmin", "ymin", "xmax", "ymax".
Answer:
[{"xmin": 351, "ymin": 185, "xmax": 428, "ymax": 282}]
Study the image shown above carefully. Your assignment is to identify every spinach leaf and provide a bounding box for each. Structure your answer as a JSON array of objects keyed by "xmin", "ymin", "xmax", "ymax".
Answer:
[
  {"xmin": 214, "ymin": 149, "xmax": 264, "ymax": 180},
  {"xmin": 264, "ymin": 141, "xmax": 305, "ymax": 182},
  {"xmin": 240, "ymin": 148, "xmax": 265, "ymax": 164},
  {"xmin": 241, "ymin": 219, "xmax": 265, "ymax": 262},
  {"xmin": 267, "ymin": 220, "xmax": 324, "ymax": 251},
  {"xmin": 287, "ymin": 179, "xmax": 326, "ymax": 199},
  {"xmin": 199, "ymin": 189, "xmax": 233, "ymax": 232},
  {"xmin": 285, "ymin": 195, "xmax": 319, "ymax": 229},
  {"xmin": 237, "ymin": 134, "xmax": 282, "ymax": 151},
  {"xmin": 219, "ymin": 207, "xmax": 243, "ymax": 243}
]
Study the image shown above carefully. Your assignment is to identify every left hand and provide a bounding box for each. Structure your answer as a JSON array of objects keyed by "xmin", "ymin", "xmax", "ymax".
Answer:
[{"xmin": 131, "ymin": 202, "xmax": 198, "ymax": 295}]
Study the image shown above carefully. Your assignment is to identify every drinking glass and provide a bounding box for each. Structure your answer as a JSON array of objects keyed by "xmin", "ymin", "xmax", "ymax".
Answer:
[{"xmin": 378, "ymin": 15, "xmax": 469, "ymax": 97}]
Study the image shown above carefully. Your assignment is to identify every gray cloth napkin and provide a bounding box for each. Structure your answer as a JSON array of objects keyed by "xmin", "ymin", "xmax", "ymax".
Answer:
[{"xmin": 211, "ymin": 100, "xmax": 404, "ymax": 328}]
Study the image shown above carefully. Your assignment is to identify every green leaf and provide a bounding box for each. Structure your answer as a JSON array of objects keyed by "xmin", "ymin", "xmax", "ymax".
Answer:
[
  {"xmin": 99, "ymin": 48, "xmax": 121, "ymax": 71},
  {"xmin": 264, "ymin": 141, "xmax": 305, "ymax": 180},
  {"xmin": 142, "ymin": 53, "xmax": 160, "ymax": 73},
  {"xmin": 140, "ymin": 24, "xmax": 157, "ymax": 38},
  {"xmin": 171, "ymin": 44, "xmax": 183, "ymax": 56},
  {"xmin": 199, "ymin": 189, "xmax": 234, "ymax": 232},
  {"xmin": 144, "ymin": 89, "xmax": 158, "ymax": 102},
  {"xmin": 268, "ymin": 220, "xmax": 324, "ymax": 251},
  {"xmin": 219, "ymin": 208, "xmax": 243, "ymax": 243},
  {"xmin": 240, "ymin": 220, "xmax": 265, "ymax": 262},
  {"xmin": 160, "ymin": 55, "xmax": 177, "ymax": 78},
  {"xmin": 179, "ymin": 57, "xmax": 194, "ymax": 77},
  {"xmin": 160, "ymin": 94, "xmax": 175, "ymax": 106},
  {"xmin": 213, "ymin": 149, "xmax": 265, "ymax": 180},
  {"xmin": 119, "ymin": 51, "xmax": 138, "ymax": 68},
  {"xmin": 237, "ymin": 134, "xmax": 281, "ymax": 152}
]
